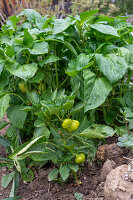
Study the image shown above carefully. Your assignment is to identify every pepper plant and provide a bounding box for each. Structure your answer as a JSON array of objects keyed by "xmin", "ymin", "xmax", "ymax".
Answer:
[{"xmin": 0, "ymin": 9, "xmax": 133, "ymax": 198}]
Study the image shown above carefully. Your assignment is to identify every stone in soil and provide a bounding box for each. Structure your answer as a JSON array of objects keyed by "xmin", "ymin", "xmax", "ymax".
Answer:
[{"xmin": 104, "ymin": 161, "xmax": 133, "ymax": 200}]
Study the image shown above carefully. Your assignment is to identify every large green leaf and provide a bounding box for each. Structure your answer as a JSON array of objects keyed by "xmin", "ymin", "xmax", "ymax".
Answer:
[
  {"xmin": 0, "ymin": 94, "xmax": 10, "ymax": 119},
  {"xmin": 63, "ymin": 41, "xmax": 78, "ymax": 56},
  {"xmin": 117, "ymin": 46, "xmax": 133, "ymax": 69},
  {"xmin": 68, "ymin": 164, "xmax": 79, "ymax": 172},
  {"xmin": 124, "ymin": 89, "xmax": 133, "ymax": 109},
  {"xmin": 90, "ymin": 24, "xmax": 119, "ymax": 37},
  {"xmin": 7, "ymin": 106, "xmax": 27, "ymax": 129},
  {"xmin": 34, "ymin": 126, "xmax": 50, "ymax": 139},
  {"xmin": 0, "ymin": 71, "xmax": 9, "ymax": 90},
  {"xmin": 44, "ymin": 38, "xmax": 77, "ymax": 56},
  {"xmin": 6, "ymin": 62, "xmax": 37, "ymax": 81},
  {"xmin": 80, "ymin": 124, "xmax": 115, "ymax": 139},
  {"xmin": 9, "ymin": 170, "xmax": 19, "ymax": 198},
  {"xmin": 27, "ymin": 91, "xmax": 39, "ymax": 105},
  {"xmin": 80, "ymin": 10, "xmax": 99, "ymax": 22},
  {"xmin": 59, "ymin": 165, "xmax": 70, "ymax": 181},
  {"xmin": 83, "ymin": 69, "xmax": 112, "ymax": 112},
  {"xmin": 1, "ymin": 171, "xmax": 15, "ymax": 188},
  {"xmin": 70, "ymin": 76, "xmax": 84, "ymax": 100},
  {"xmin": 10, "ymin": 136, "xmax": 46, "ymax": 160},
  {"xmin": 18, "ymin": 9, "xmax": 41, "ymax": 22},
  {"xmin": 23, "ymin": 29, "xmax": 34, "ymax": 48},
  {"xmin": 30, "ymin": 41, "xmax": 49, "ymax": 55},
  {"xmin": 28, "ymin": 71, "xmax": 45, "ymax": 83},
  {"xmin": 48, "ymin": 168, "xmax": 59, "ymax": 181},
  {"xmin": 53, "ymin": 17, "xmax": 75, "ymax": 34},
  {"xmin": 29, "ymin": 144, "xmax": 48, "ymax": 161},
  {"xmin": 39, "ymin": 55, "xmax": 60, "ymax": 67},
  {"xmin": 95, "ymin": 54, "xmax": 128, "ymax": 83},
  {"xmin": 0, "ymin": 136, "xmax": 10, "ymax": 148},
  {"xmin": 66, "ymin": 54, "xmax": 93, "ymax": 76},
  {"xmin": 0, "ymin": 121, "xmax": 9, "ymax": 130}
]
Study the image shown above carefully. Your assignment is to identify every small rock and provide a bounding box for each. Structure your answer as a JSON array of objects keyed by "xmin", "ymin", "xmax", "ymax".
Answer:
[
  {"xmin": 128, "ymin": 160, "xmax": 133, "ymax": 181},
  {"xmin": 100, "ymin": 159, "xmax": 116, "ymax": 182},
  {"xmin": 97, "ymin": 143, "xmax": 123, "ymax": 163},
  {"xmin": 104, "ymin": 165, "xmax": 133, "ymax": 200}
]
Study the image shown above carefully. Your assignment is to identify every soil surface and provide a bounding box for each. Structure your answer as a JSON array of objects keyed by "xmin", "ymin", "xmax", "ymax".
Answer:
[{"xmin": 0, "ymin": 116, "xmax": 132, "ymax": 200}]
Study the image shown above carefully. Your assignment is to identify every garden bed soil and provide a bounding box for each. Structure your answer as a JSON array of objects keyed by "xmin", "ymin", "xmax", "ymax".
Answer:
[
  {"xmin": 0, "ymin": 116, "xmax": 132, "ymax": 200},
  {"xmin": 0, "ymin": 143, "xmax": 132, "ymax": 200}
]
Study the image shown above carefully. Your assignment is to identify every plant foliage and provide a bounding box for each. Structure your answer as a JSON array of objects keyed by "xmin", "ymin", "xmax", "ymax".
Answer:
[{"xmin": 0, "ymin": 9, "xmax": 133, "ymax": 198}]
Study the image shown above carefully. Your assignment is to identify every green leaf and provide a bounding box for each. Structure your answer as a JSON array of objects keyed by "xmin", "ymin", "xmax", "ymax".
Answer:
[
  {"xmin": 66, "ymin": 54, "xmax": 93, "ymax": 76},
  {"xmin": 23, "ymin": 29, "xmax": 34, "ymax": 47},
  {"xmin": 80, "ymin": 124, "xmax": 115, "ymax": 139},
  {"xmin": 118, "ymin": 134, "xmax": 133, "ymax": 148},
  {"xmin": 0, "ymin": 48, "xmax": 5, "ymax": 59},
  {"xmin": 63, "ymin": 100, "xmax": 74, "ymax": 111},
  {"xmin": 0, "ymin": 71, "xmax": 9, "ymax": 90},
  {"xmin": 0, "ymin": 60, "xmax": 5, "ymax": 75},
  {"xmin": 30, "ymin": 41, "xmax": 49, "ymax": 55},
  {"xmin": 6, "ymin": 125, "xmax": 17, "ymax": 138},
  {"xmin": 117, "ymin": 46, "xmax": 133, "ymax": 69},
  {"xmin": 27, "ymin": 91, "xmax": 39, "ymax": 105},
  {"xmin": 28, "ymin": 71, "xmax": 45, "ymax": 83},
  {"xmin": 6, "ymin": 62, "xmax": 38, "ymax": 81},
  {"xmin": 0, "ymin": 121, "xmax": 9, "ymax": 130},
  {"xmin": 83, "ymin": 69, "xmax": 112, "ymax": 111},
  {"xmin": 90, "ymin": 24, "xmax": 119, "ymax": 37},
  {"xmin": 63, "ymin": 41, "xmax": 78, "ymax": 56},
  {"xmin": 34, "ymin": 126, "xmax": 50, "ymax": 139},
  {"xmin": 10, "ymin": 136, "xmax": 45, "ymax": 160},
  {"xmin": 18, "ymin": 9, "xmax": 41, "ymax": 22},
  {"xmin": 29, "ymin": 144, "xmax": 48, "ymax": 162},
  {"xmin": 7, "ymin": 106, "xmax": 27, "ymax": 129},
  {"xmin": 1, "ymin": 171, "xmax": 15, "ymax": 188},
  {"xmin": 95, "ymin": 54, "xmax": 128, "ymax": 83},
  {"xmin": 74, "ymin": 193, "xmax": 84, "ymax": 200},
  {"xmin": 53, "ymin": 17, "xmax": 75, "ymax": 34},
  {"xmin": 48, "ymin": 168, "xmax": 59, "ymax": 181},
  {"xmin": 0, "ymin": 94, "xmax": 10, "ymax": 119},
  {"xmin": 68, "ymin": 164, "xmax": 79, "ymax": 172},
  {"xmin": 124, "ymin": 89, "xmax": 133, "ymax": 109},
  {"xmin": 70, "ymin": 102, "xmax": 85, "ymax": 114},
  {"xmin": 10, "ymin": 170, "xmax": 19, "ymax": 197},
  {"xmin": 43, "ymin": 16, "xmax": 54, "ymax": 29},
  {"xmin": 39, "ymin": 55, "xmax": 60, "ymax": 67},
  {"xmin": 34, "ymin": 117, "xmax": 45, "ymax": 127},
  {"xmin": 59, "ymin": 165, "xmax": 70, "ymax": 181},
  {"xmin": 80, "ymin": 10, "xmax": 99, "ymax": 22},
  {"xmin": 21, "ymin": 168, "xmax": 34, "ymax": 182},
  {"xmin": 116, "ymin": 126, "xmax": 128, "ymax": 136},
  {"xmin": 0, "ymin": 136, "xmax": 10, "ymax": 148},
  {"xmin": 70, "ymin": 76, "xmax": 84, "ymax": 100}
]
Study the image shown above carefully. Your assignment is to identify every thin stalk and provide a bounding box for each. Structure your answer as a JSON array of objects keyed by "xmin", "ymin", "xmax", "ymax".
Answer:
[
  {"xmin": 120, "ymin": 78, "xmax": 124, "ymax": 97},
  {"xmin": 55, "ymin": 63, "xmax": 58, "ymax": 88},
  {"xmin": 51, "ymin": 67, "xmax": 56, "ymax": 90},
  {"xmin": 72, "ymin": 170, "xmax": 78, "ymax": 182},
  {"xmin": 59, "ymin": 76, "xmax": 69, "ymax": 88},
  {"xmin": 9, "ymin": 93, "xmax": 28, "ymax": 105},
  {"xmin": 127, "ymin": 71, "xmax": 133, "ymax": 85},
  {"xmin": 102, "ymin": 104, "xmax": 106, "ymax": 120},
  {"xmin": 54, "ymin": 44, "xmax": 58, "ymax": 88}
]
